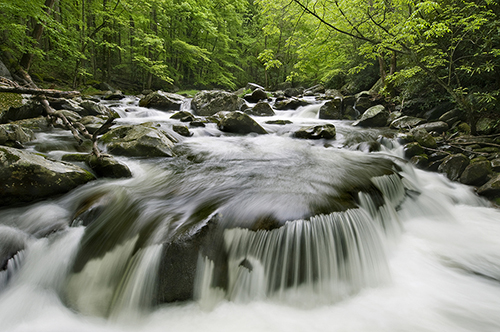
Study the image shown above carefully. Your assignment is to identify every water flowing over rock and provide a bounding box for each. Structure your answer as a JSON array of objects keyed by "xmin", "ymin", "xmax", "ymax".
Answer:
[
  {"xmin": 100, "ymin": 123, "xmax": 177, "ymax": 157},
  {"xmin": 245, "ymin": 101, "xmax": 275, "ymax": 116},
  {"xmin": 0, "ymin": 146, "xmax": 95, "ymax": 206},
  {"xmin": 192, "ymin": 90, "xmax": 244, "ymax": 116},
  {"xmin": 139, "ymin": 91, "xmax": 185, "ymax": 111},
  {"xmin": 218, "ymin": 111, "xmax": 268, "ymax": 135},
  {"xmin": 353, "ymin": 105, "xmax": 389, "ymax": 127},
  {"xmin": 0, "ymin": 124, "xmax": 35, "ymax": 146}
]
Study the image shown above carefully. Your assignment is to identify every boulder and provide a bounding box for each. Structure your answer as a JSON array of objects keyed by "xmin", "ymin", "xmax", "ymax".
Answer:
[
  {"xmin": 459, "ymin": 160, "xmax": 492, "ymax": 186},
  {"xmin": 403, "ymin": 142, "xmax": 424, "ymax": 159},
  {"xmin": 477, "ymin": 174, "xmax": 500, "ymax": 198},
  {"xmin": 284, "ymin": 87, "xmax": 302, "ymax": 98},
  {"xmin": 80, "ymin": 100, "xmax": 113, "ymax": 117},
  {"xmin": 274, "ymin": 98, "xmax": 310, "ymax": 110},
  {"xmin": 170, "ymin": 111, "xmax": 195, "ymax": 122},
  {"xmin": 77, "ymin": 116, "xmax": 106, "ymax": 135},
  {"xmin": 324, "ymin": 89, "xmax": 343, "ymax": 99},
  {"xmin": 390, "ymin": 116, "xmax": 426, "ymax": 129},
  {"xmin": 319, "ymin": 99, "xmax": 342, "ymax": 120},
  {"xmin": 192, "ymin": 90, "xmax": 243, "ymax": 116},
  {"xmin": 353, "ymin": 105, "xmax": 389, "ymax": 127},
  {"xmin": 439, "ymin": 109, "xmax": 462, "ymax": 126},
  {"xmin": 354, "ymin": 95, "xmax": 377, "ymax": 114},
  {"xmin": 103, "ymin": 91, "xmax": 125, "ymax": 101},
  {"xmin": 173, "ymin": 125, "xmax": 192, "ymax": 137},
  {"xmin": 245, "ymin": 102, "xmax": 275, "ymax": 116},
  {"xmin": 100, "ymin": 123, "xmax": 177, "ymax": 157},
  {"xmin": 438, "ymin": 153, "xmax": 470, "ymax": 181},
  {"xmin": 410, "ymin": 154, "xmax": 429, "ymax": 169},
  {"xmin": 476, "ymin": 117, "xmax": 498, "ymax": 136},
  {"xmin": 414, "ymin": 121, "xmax": 449, "ymax": 134},
  {"xmin": 86, "ymin": 155, "xmax": 132, "ymax": 179},
  {"xmin": 139, "ymin": 91, "xmax": 185, "ymax": 111},
  {"xmin": 0, "ymin": 97, "xmax": 44, "ymax": 123},
  {"xmin": 244, "ymin": 89, "xmax": 268, "ymax": 103},
  {"xmin": 409, "ymin": 128, "xmax": 437, "ymax": 149},
  {"xmin": 304, "ymin": 84, "xmax": 325, "ymax": 95},
  {"xmin": 0, "ymin": 124, "xmax": 35, "ymax": 146},
  {"xmin": 294, "ymin": 124, "xmax": 336, "ymax": 140},
  {"xmin": 0, "ymin": 146, "xmax": 96, "ymax": 206},
  {"xmin": 218, "ymin": 111, "xmax": 268, "ymax": 135}
]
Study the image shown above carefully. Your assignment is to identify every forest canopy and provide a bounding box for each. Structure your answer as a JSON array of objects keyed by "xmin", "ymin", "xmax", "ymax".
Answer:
[{"xmin": 1, "ymin": 0, "xmax": 499, "ymax": 121}]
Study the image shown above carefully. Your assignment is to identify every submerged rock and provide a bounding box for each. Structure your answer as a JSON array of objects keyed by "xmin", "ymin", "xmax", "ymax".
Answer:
[
  {"xmin": 0, "ymin": 146, "xmax": 95, "ymax": 206},
  {"xmin": 192, "ymin": 90, "xmax": 243, "ymax": 116},
  {"xmin": 100, "ymin": 123, "xmax": 177, "ymax": 157},
  {"xmin": 139, "ymin": 91, "xmax": 185, "ymax": 111},
  {"xmin": 218, "ymin": 111, "xmax": 268, "ymax": 135}
]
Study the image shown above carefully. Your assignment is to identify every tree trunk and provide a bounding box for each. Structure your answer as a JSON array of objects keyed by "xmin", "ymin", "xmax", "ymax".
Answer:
[{"xmin": 19, "ymin": 0, "xmax": 57, "ymax": 72}]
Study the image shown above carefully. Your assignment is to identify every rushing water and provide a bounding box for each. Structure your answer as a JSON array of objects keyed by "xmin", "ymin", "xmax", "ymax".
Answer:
[{"xmin": 1, "ymin": 96, "xmax": 500, "ymax": 332}]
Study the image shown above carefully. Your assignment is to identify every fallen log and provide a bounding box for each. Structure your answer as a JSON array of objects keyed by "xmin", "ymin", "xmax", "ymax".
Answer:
[{"xmin": 0, "ymin": 85, "xmax": 80, "ymax": 98}]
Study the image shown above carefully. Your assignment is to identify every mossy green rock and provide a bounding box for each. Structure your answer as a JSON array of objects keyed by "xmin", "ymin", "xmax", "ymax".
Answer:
[
  {"xmin": 477, "ymin": 174, "xmax": 500, "ymax": 198},
  {"xmin": 218, "ymin": 111, "xmax": 268, "ymax": 135},
  {"xmin": 476, "ymin": 117, "xmax": 498, "ymax": 135},
  {"xmin": 139, "ymin": 91, "xmax": 185, "ymax": 111},
  {"xmin": 459, "ymin": 160, "xmax": 492, "ymax": 186},
  {"xmin": 100, "ymin": 124, "xmax": 176, "ymax": 157},
  {"xmin": 319, "ymin": 99, "xmax": 343, "ymax": 120},
  {"xmin": 438, "ymin": 153, "xmax": 470, "ymax": 181},
  {"xmin": 246, "ymin": 101, "xmax": 275, "ymax": 116},
  {"xmin": 0, "ymin": 124, "xmax": 35, "ymax": 145},
  {"xmin": 403, "ymin": 142, "xmax": 424, "ymax": 159},
  {"xmin": 294, "ymin": 124, "xmax": 336, "ymax": 140},
  {"xmin": 0, "ymin": 146, "xmax": 96, "ymax": 206},
  {"xmin": 410, "ymin": 128, "xmax": 437, "ymax": 149},
  {"xmin": 86, "ymin": 155, "xmax": 132, "ymax": 178}
]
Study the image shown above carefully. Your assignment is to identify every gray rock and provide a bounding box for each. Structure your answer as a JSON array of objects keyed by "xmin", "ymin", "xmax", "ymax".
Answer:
[
  {"xmin": 414, "ymin": 121, "xmax": 449, "ymax": 134},
  {"xmin": 0, "ymin": 59, "xmax": 13, "ymax": 80},
  {"xmin": 491, "ymin": 158, "xmax": 500, "ymax": 172},
  {"xmin": 0, "ymin": 124, "xmax": 35, "ymax": 146},
  {"xmin": 192, "ymin": 90, "xmax": 243, "ymax": 116},
  {"xmin": 284, "ymin": 87, "xmax": 302, "ymax": 97},
  {"xmin": 218, "ymin": 111, "xmax": 268, "ymax": 135},
  {"xmin": 0, "ymin": 98, "xmax": 44, "ymax": 124},
  {"xmin": 274, "ymin": 98, "xmax": 310, "ymax": 110},
  {"xmin": 173, "ymin": 125, "xmax": 192, "ymax": 137},
  {"xmin": 294, "ymin": 124, "xmax": 336, "ymax": 140},
  {"xmin": 438, "ymin": 154, "xmax": 470, "ymax": 181},
  {"xmin": 246, "ymin": 101, "xmax": 275, "ymax": 116},
  {"xmin": 409, "ymin": 128, "xmax": 437, "ymax": 149},
  {"xmin": 170, "ymin": 111, "xmax": 195, "ymax": 122},
  {"xmin": 324, "ymin": 89, "xmax": 343, "ymax": 99},
  {"xmin": 403, "ymin": 142, "xmax": 424, "ymax": 159},
  {"xmin": 86, "ymin": 155, "xmax": 132, "ymax": 179},
  {"xmin": 80, "ymin": 100, "xmax": 113, "ymax": 117},
  {"xmin": 139, "ymin": 91, "xmax": 185, "ymax": 111},
  {"xmin": 390, "ymin": 116, "xmax": 426, "ymax": 129},
  {"xmin": 304, "ymin": 84, "xmax": 325, "ymax": 95},
  {"xmin": 77, "ymin": 116, "xmax": 106, "ymax": 135},
  {"xmin": 410, "ymin": 154, "xmax": 429, "ymax": 169},
  {"xmin": 100, "ymin": 123, "xmax": 176, "ymax": 157},
  {"xmin": 460, "ymin": 160, "xmax": 492, "ymax": 186},
  {"xmin": 0, "ymin": 146, "xmax": 96, "ymax": 206},
  {"xmin": 319, "ymin": 99, "xmax": 343, "ymax": 120},
  {"xmin": 439, "ymin": 109, "xmax": 463, "ymax": 126},
  {"xmin": 353, "ymin": 105, "xmax": 389, "ymax": 127}
]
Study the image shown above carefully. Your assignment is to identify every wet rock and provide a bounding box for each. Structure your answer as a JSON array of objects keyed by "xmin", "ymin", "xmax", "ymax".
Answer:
[
  {"xmin": 410, "ymin": 128, "xmax": 437, "ymax": 149},
  {"xmin": 192, "ymin": 90, "xmax": 243, "ymax": 116},
  {"xmin": 353, "ymin": 105, "xmax": 389, "ymax": 127},
  {"xmin": 294, "ymin": 124, "xmax": 336, "ymax": 140},
  {"xmin": 284, "ymin": 87, "xmax": 302, "ymax": 98},
  {"xmin": 218, "ymin": 111, "xmax": 268, "ymax": 135},
  {"xmin": 390, "ymin": 116, "xmax": 426, "ymax": 130},
  {"xmin": 80, "ymin": 100, "xmax": 114, "ymax": 117},
  {"xmin": 0, "ymin": 146, "xmax": 96, "ymax": 206},
  {"xmin": 477, "ymin": 174, "xmax": 500, "ymax": 198},
  {"xmin": 173, "ymin": 125, "xmax": 192, "ymax": 137},
  {"xmin": 265, "ymin": 120, "xmax": 292, "ymax": 125},
  {"xmin": 244, "ymin": 89, "xmax": 268, "ymax": 103},
  {"xmin": 438, "ymin": 153, "xmax": 470, "ymax": 181},
  {"xmin": 403, "ymin": 142, "xmax": 424, "ymax": 159},
  {"xmin": 9, "ymin": 117, "xmax": 51, "ymax": 132},
  {"xmin": 54, "ymin": 109, "xmax": 82, "ymax": 123},
  {"xmin": 245, "ymin": 101, "xmax": 275, "ymax": 116},
  {"xmin": 49, "ymin": 98, "xmax": 86, "ymax": 115},
  {"xmin": 459, "ymin": 160, "xmax": 492, "ymax": 186},
  {"xmin": 274, "ymin": 98, "xmax": 310, "ymax": 110},
  {"xmin": 86, "ymin": 155, "xmax": 132, "ymax": 179},
  {"xmin": 139, "ymin": 91, "xmax": 185, "ymax": 111},
  {"xmin": 0, "ymin": 97, "xmax": 44, "ymax": 123},
  {"xmin": 0, "ymin": 124, "xmax": 35, "ymax": 146},
  {"xmin": 414, "ymin": 121, "xmax": 449, "ymax": 134},
  {"xmin": 410, "ymin": 154, "xmax": 429, "ymax": 169},
  {"xmin": 354, "ymin": 92, "xmax": 377, "ymax": 113},
  {"xmin": 100, "ymin": 123, "xmax": 176, "ymax": 157},
  {"xmin": 304, "ymin": 84, "xmax": 325, "ymax": 95},
  {"xmin": 170, "ymin": 111, "xmax": 195, "ymax": 122},
  {"xmin": 190, "ymin": 121, "xmax": 206, "ymax": 128},
  {"xmin": 319, "ymin": 99, "xmax": 342, "ymax": 120},
  {"xmin": 103, "ymin": 91, "xmax": 125, "ymax": 100},
  {"xmin": 77, "ymin": 116, "xmax": 106, "ymax": 135},
  {"xmin": 491, "ymin": 158, "xmax": 500, "ymax": 172}
]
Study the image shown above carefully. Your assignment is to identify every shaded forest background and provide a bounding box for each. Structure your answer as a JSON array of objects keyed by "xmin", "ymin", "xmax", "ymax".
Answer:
[{"xmin": 1, "ymin": 0, "xmax": 500, "ymax": 123}]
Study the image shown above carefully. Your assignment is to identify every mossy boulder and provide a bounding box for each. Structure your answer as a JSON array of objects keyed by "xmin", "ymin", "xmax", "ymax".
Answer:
[
  {"xmin": 100, "ymin": 123, "xmax": 177, "ymax": 157},
  {"xmin": 319, "ymin": 99, "xmax": 343, "ymax": 120},
  {"xmin": 245, "ymin": 101, "xmax": 275, "ymax": 116},
  {"xmin": 438, "ymin": 153, "xmax": 470, "ymax": 181},
  {"xmin": 80, "ymin": 100, "xmax": 114, "ymax": 117},
  {"xmin": 139, "ymin": 91, "xmax": 185, "ymax": 111},
  {"xmin": 218, "ymin": 111, "xmax": 268, "ymax": 135},
  {"xmin": 170, "ymin": 111, "xmax": 195, "ymax": 122},
  {"xmin": 86, "ymin": 155, "xmax": 132, "ymax": 179},
  {"xmin": 244, "ymin": 88, "xmax": 268, "ymax": 103},
  {"xmin": 0, "ymin": 146, "xmax": 96, "ymax": 206},
  {"xmin": 0, "ymin": 96, "xmax": 44, "ymax": 124},
  {"xmin": 0, "ymin": 124, "xmax": 35, "ymax": 146},
  {"xmin": 459, "ymin": 160, "xmax": 492, "ymax": 186}
]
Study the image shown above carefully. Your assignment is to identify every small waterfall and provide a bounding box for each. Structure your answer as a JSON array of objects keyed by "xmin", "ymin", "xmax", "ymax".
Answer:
[
  {"xmin": 0, "ymin": 251, "xmax": 24, "ymax": 290},
  {"xmin": 197, "ymin": 208, "xmax": 391, "ymax": 307}
]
